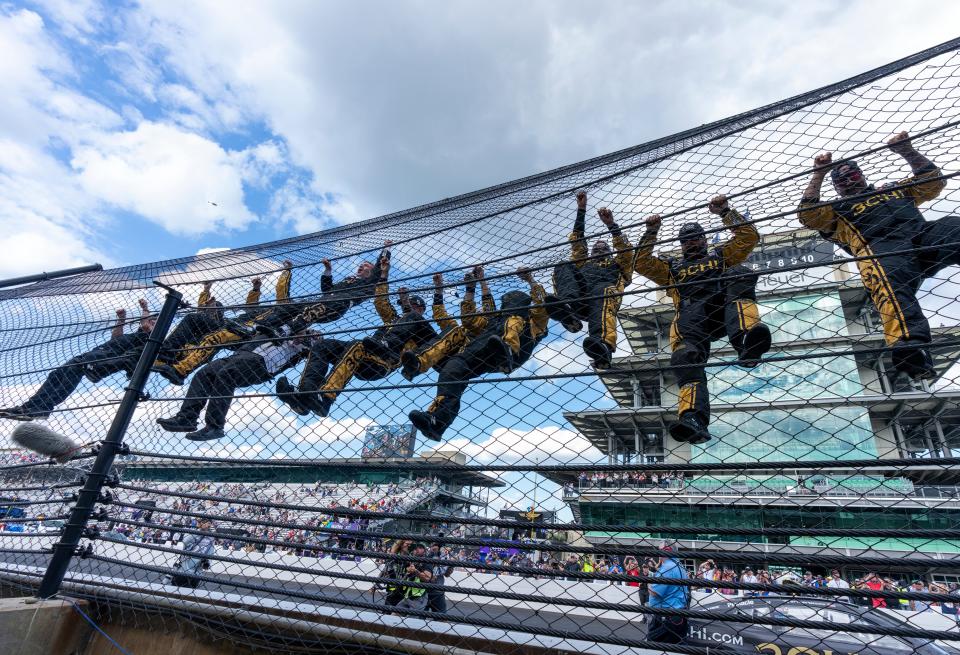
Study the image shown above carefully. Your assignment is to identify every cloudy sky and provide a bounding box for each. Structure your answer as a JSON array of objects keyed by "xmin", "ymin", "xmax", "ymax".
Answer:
[{"xmin": 1, "ymin": 0, "xmax": 959, "ymax": 279}]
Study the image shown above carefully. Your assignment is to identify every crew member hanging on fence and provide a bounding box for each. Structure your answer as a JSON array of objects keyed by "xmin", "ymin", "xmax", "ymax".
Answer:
[
  {"xmin": 798, "ymin": 131, "xmax": 955, "ymax": 383},
  {"xmin": 275, "ymin": 250, "xmax": 437, "ymax": 418},
  {"xmin": 118, "ymin": 279, "xmax": 245, "ymax": 375},
  {"xmin": 150, "ymin": 264, "xmax": 292, "ymax": 385},
  {"xmin": 0, "ymin": 299, "xmax": 156, "ymax": 421},
  {"xmin": 545, "ymin": 191, "xmax": 634, "ymax": 368},
  {"xmin": 399, "ymin": 265, "xmax": 496, "ymax": 382},
  {"xmin": 634, "ymin": 195, "xmax": 766, "ymax": 445},
  {"xmin": 155, "ymin": 330, "xmax": 319, "ymax": 442},
  {"xmin": 254, "ymin": 243, "xmax": 391, "ymax": 339},
  {"xmin": 408, "ymin": 267, "xmax": 548, "ymax": 442}
]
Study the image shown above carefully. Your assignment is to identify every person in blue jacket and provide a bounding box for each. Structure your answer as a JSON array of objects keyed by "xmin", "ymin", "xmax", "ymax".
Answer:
[{"xmin": 647, "ymin": 539, "xmax": 690, "ymax": 644}]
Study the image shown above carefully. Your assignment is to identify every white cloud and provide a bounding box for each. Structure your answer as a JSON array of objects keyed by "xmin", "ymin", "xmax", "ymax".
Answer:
[
  {"xmin": 71, "ymin": 121, "xmax": 256, "ymax": 236},
  {"xmin": 118, "ymin": 0, "xmax": 960, "ymax": 224},
  {"xmin": 447, "ymin": 425, "xmax": 602, "ymax": 465}
]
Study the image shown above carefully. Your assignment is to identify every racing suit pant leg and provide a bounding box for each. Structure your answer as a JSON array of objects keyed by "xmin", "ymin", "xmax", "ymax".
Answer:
[
  {"xmin": 298, "ymin": 339, "xmax": 351, "ymax": 393},
  {"xmin": 411, "ymin": 326, "xmax": 467, "ymax": 374},
  {"xmin": 203, "ymin": 351, "xmax": 272, "ymax": 430},
  {"xmin": 857, "ymin": 248, "xmax": 931, "ymax": 376},
  {"xmin": 918, "ymin": 215, "xmax": 960, "ymax": 278},
  {"xmin": 177, "ymin": 358, "xmax": 230, "ymax": 423},
  {"xmin": 172, "ymin": 329, "xmax": 243, "ymax": 377},
  {"xmin": 858, "ymin": 250, "xmax": 929, "ymax": 346},
  {"xmin": 550, "ymin": 261, "xmax": 589, "ymax": 321},
  {"xmin": 22, "ymin": 351, "xmax": 99, "ymax": 414},
  {"xmin": 670, "ymin": 307, "xmax": 713, "ymax": 426},
  {"xmin": 587, "ymin": 282, "xmax": 624, "ymax": 351},
  {"xmin": 159, "ymin": 313, "xmax": 221, "ymax": 364},
  {"xmin": 319, "ymin": 341, "xmax": 368, "ymax": 403},
  {"xmin": 725, "ymin": 299, "xmax": 769, "ymax": 362}
]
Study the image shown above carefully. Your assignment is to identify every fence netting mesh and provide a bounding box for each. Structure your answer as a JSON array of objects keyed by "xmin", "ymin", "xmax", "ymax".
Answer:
[{"xmin": 2, "ymin": 38, "xmax": 960, "ymax": 655}]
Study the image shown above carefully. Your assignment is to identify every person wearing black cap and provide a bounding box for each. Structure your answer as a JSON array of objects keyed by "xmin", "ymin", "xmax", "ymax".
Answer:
[
  {"xmin": 426, "ymin": 541, "xmax": 454, "ymax": 613},
  {"xmin": 634, "ymin": 195, "xmax": 765, "ymax": 445},
  {"xmin": 407, "ymin": 269, "xmax": 549, "ymax": 442},
  {"xmin": 798, "ymin": 131, "xmax": 954, "ymax": 383},
  {"xmin": 399, "ymin": 266, "xmax": 496, "ymax": 382},
  {"xmin": 275, "ymin": 250, "xmax": 437, "ymax": 418},
  {"xmin": 545, "ymin": 191, "xmax": 635, "ymax": 368}
]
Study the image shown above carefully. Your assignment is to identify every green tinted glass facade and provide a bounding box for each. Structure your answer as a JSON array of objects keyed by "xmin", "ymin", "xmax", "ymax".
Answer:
[
  {"xmin": 580, "ymin": 504, "xmax": 960, "ymax": 545},
  {"xmin": 694, "ymin": 407, "xmax": 878, "ymax": 463},
  {"xmin": 696, "ymin": 291, "xmax": 876, "ymax": 463}
]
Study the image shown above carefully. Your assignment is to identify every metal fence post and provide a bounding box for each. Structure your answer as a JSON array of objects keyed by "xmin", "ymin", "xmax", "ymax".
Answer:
[{"xmin": 36, "ymin": 283, "xmax": 183, "ymax": 599}]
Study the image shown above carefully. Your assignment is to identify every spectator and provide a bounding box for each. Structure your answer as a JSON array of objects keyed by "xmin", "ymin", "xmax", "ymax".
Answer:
[
  {"xmin": 741, "ymin": 567, "xmax": 758, "ymax": 596},
  {"xmin": 426, "ymin": 542, "xmax": 454, "ymax": 613},
  {"xmin": 862, "ymin": 572, "xmax": 887, "ymax": 608},
  {"xmin": 395, "ymin": 543, "xmax": 433, "ymax": 612},
  {"xmin": 826, "ymin": 569, "xmax": 851, "ymax": 602},
  {"xmin": 647, "ymin": 540, "xmax": 689, "ymax": 644},
  {"xmin": 910, "ymin": 580, "xmax": 930, "ymax": 612}
]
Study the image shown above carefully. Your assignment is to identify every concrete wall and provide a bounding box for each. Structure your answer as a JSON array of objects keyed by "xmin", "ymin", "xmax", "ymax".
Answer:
[{"xmin": 0, "ymin": 597, "xmax": 92, "ymax": 655}]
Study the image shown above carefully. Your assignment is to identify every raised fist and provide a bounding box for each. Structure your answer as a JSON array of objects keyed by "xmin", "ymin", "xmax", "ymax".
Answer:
[
  {"xmin": 250, "ymin": 277, "xmax": 262, "ymax": 289},
  {"xmin": 644, "ymin": 214, "xmax": 662, "ymax": 231},
  {"xmin": 282, "ymin": 259, "xmax": 293, "ymax": 269},
  {"xmin": 383, "ymin": 240, "xmax": 394, "ymax": 248},
  {"xmin": 432, "ymin": 272, "xmax": 444, "ymax": 287},
  {"xmin": 597, "ymin": 207, "xmax": 615, "ymax": 226},
  {"xmin": 887, "ymin": 131, "xmax": 913, "ymax": 155},
  {"xmin": 813, "ymin": 152, "xmax": 833, "ymax": 169},
  {"xmin": 472, "ymin": 265, "xmax": 485, "ymax": 280},
  {"xmin": 320, "ymin": 258, "xmax": 331, "ymax": 271},
  {"xmin": 576, "ymin": 191, "xmax": 587, "ymax": 209},
  {"xmin": 138, "ymin": 298, "xmax": 149, "ymax": 311},
  {"xmin": 116, "ymin": 308, "xmax": 127, "ymax": 319},
  {"xmin": 202, "ymin": 281, "xmax": 213, "ymax": 290},
  {"xmin": 516, "ymin": 266, "xmax": 533, "ymax": 283},
  {"xmin": 708, "ymin": 194, "xmax": 729, "ymax": 215}
]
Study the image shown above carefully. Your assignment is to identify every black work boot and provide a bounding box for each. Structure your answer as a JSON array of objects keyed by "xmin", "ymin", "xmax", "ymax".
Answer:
[
  {"xmin": 409, "ymin": 410, "xmax": 443, "ymax": 442},
  {"xmin": 400, "ymin": 351, "xmax": 421, "ymax": 382},
  {"xmin": 276, "ymin": 377, "xmax": 309, "ymax": 416},
  {"xmin": 544, "ymin": 294, "xmax": 583, "ymax": 333},
  {"xmin": 157, "ymin": 415, "xmax": 198, "ymax": 433},
  {"xmin": 737, "ymin": 324, "xmax": 772, "ymax": 368},
  {"xmin": 185, "ymin": 426, "xmax": 225, "ymax": 442},
  {"xmin": 583, "ymin": 336, "xmax": 613, "ymax": 369},
  {"xmin": 669, "ymin": 414, "xmax": 711, "ymax": 445}
]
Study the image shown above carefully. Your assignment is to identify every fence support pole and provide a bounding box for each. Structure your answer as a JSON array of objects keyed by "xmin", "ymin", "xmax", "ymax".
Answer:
[{"xmin": 37, "ymin": 283, "xmax": 183, "ymax": 599}]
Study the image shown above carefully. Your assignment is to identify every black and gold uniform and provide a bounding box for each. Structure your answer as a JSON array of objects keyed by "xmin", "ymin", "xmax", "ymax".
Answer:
[
  {"xmin": 798, "ymin": 152, "xmax": 953, "ymax": 381},
  {"xmin": 255, "ymin": 250, "xmax": 387, "ymax": 336},
  {"xmin": 151, "ymin": 270, "xmax": 289, "ymax": 385},
  {"xmin": 547, "ymin": 199, "xmax": 634, "ymax": 368},
  {"xmin": 634, "ymin": 203, "xmax": 765, "ymax": 445},
  {"xmin": 408, "ymin": 279, "xmax": 549, "ymax": 442},
  {"xmin": 121, "ymin": 284, "xmax": 232, "ymax": 376},
  {"xmin": 399, "ymin": 272, "xmax": 497, "ymax": 381},
  {"xmin": 276, "ymin": 274, "xmax": 437, "ymax": 418}
]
